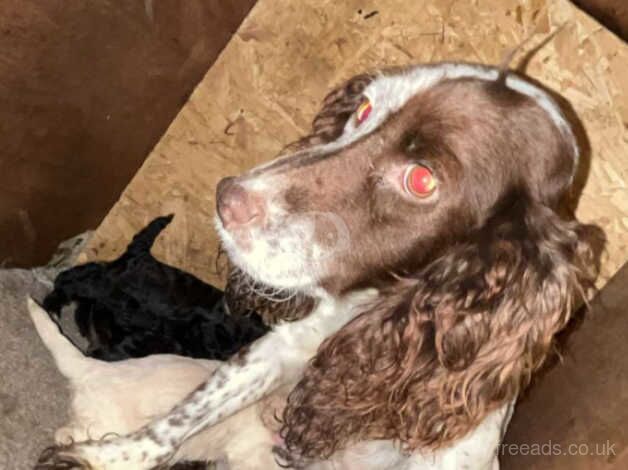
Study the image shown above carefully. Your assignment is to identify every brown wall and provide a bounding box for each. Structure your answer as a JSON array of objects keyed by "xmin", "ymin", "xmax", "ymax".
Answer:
[
  {"xmin": 0, "ymin": 0, "xmax": 256, "ymax": 267},
  {"xmin": 503, "ymin": 262, "xmax": 628, "ymax": 469}
]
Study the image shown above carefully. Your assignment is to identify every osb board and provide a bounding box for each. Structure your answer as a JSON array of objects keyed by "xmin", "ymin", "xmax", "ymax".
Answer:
[{"xmin": 80, "ymin": 0, "xmax": 627, "ymax": 289}]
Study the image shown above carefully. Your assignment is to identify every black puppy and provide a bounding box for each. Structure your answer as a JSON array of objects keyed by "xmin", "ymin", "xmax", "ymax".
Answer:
[{"xmin": 43, "ymin": 215, "xmax": 268, "ymax": 361}]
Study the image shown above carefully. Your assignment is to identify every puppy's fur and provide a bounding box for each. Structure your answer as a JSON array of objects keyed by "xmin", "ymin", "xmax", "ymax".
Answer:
[
  {"xmin": 44, "ymin": 215, "xmax": 268, "ymax": 361},
  {"xmin": 29, "ymin": 298, "xmax": 284, "ymax": 470}
]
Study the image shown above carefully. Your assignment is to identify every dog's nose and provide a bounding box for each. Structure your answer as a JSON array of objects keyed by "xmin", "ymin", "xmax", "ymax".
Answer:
[{"xmin": 216, "ymin": 177, "xmax": 265, "ymax": 229}]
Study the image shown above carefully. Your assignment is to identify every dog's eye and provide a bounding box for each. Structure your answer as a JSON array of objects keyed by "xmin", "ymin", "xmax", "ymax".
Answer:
[
  {"xmin": 403, "ymin": 164, "xmax": 437, "ymax": 198},
  {"xmin": 404, "ymin": 132, "xmax": 420, "ymax": 152},
  {"xmin": 355, "ymin": 99, "xmax": 372, "ymax": 125}
]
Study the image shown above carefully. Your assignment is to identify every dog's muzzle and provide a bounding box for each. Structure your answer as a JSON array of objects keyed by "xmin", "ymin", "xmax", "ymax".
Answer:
[{"xmin": 216, "ymin": 177, "xmax": 266, "ymax": 230}]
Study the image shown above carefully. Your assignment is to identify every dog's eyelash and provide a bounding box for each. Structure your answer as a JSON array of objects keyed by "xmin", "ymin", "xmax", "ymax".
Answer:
[{"xmin": 403, "ymin": 132, "xmax": 422, "ymax": 152}]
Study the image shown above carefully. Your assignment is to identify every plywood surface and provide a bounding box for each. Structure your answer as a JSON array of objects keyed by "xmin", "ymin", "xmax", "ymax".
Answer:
[{"xmin": 80, "ymin": 0, "xmax": 628, "ymax": 288}]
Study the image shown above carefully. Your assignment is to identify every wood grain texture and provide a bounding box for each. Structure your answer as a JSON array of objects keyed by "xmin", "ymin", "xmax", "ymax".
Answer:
[{"xmin": 80, "ymin": 0, "xmax": 628, "ymax": 289}]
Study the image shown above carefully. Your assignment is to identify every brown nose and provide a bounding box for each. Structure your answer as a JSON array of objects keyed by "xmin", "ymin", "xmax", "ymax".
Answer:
[{"xmin": 216, "ymin": 177, "xmax": 265, "ymax": 229}]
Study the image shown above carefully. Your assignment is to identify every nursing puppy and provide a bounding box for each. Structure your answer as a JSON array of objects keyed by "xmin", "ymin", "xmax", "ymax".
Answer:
[{"xmin": 29, "ymin": 298, "xmax": 284, "ymax": 470}]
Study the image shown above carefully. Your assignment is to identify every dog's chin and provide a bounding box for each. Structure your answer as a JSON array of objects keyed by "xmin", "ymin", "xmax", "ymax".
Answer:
[{"xmin": 214, "ymin": 216, "xmax": 321, "ymax": 293}]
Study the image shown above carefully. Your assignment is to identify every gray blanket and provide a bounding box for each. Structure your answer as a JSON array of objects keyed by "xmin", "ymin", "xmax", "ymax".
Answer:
[
  {"xmin": 0, "ymin": 267, "xmax": 69, "ymax": 470},
  {"xmin": 0, "ymin": 234, "xmax": 89, "ymax": 470}
]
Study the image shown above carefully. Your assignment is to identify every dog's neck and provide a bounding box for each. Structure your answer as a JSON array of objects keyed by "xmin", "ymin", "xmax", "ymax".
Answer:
[
  {"xmin": 312, "ymin": 287, "xmax": 379, "ymax": 319},
  {"xmin": 266, "ymin": 286, "xmax": 379, "ymax": 384}
]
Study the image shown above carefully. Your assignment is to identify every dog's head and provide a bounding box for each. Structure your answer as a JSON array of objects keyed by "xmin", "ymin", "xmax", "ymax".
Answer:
[
  {"xmin": 215, "ymin": 63, "xmax": 602, "ymax": 462},
  {"xmin": 215, "ymin": 63, "xmax": 580, "ymax": 297}
]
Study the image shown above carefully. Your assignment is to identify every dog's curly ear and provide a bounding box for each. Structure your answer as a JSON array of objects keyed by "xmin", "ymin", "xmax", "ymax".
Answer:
[
  {"xmin": 432, "ymin": 306, "xmax": 490, "ymax": 372},
  {"xmin": 283, "ymin": 74, "xmax": 373, "ymax": 153},
  {"xmin": 311, "ymin": 74, "xmax": 373, "ymax": 139},
  {"xmin": 424, "ymin": 195, "xmax": 599, "ymax": 394},
  {"xmin": 280, "ymin": 194, "xmax": 601, "ymax": 462}
]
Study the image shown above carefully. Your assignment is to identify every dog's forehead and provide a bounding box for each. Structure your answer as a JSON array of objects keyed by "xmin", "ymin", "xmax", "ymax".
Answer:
[
  {"xmin": 246, "ymin": 62, "xmax": 578, "ymax": 186},
  {"xmin": 357, "ymin": 63, "xmax": 577, "ymax": 161}
]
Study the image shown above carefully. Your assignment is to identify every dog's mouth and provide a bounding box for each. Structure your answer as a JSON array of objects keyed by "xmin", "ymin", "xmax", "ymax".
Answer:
[
  {"xmin": 214, "ymin": 170, "xmax": 353, "ymax": 292},
  {"xmin": 224, "ymin": 263, "xmax": 317, "ymax": 324},
  {"xmin": 215, "ymin": 213, "xmax": 319, "ymax": 324}
]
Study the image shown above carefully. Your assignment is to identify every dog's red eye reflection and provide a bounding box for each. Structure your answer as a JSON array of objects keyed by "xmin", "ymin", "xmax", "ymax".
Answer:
[
  {"xmin": 356, "ymin": 99, "xmax": 372, "ymax": 124},
  {"xmin": 403, "ymin": 165, "xmax": 437, "ymax": 197}
]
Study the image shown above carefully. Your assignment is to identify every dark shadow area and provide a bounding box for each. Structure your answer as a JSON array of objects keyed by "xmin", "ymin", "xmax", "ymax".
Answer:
[
  {"xmin": 0, "ymin": 0, "xmax": 257, "ymax": 267},
  {"xmin": 572, "ymin": 0, "xmax": 628, "ymax": 41}
]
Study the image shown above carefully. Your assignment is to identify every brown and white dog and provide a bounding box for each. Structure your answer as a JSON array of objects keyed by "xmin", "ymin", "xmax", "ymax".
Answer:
[{"xmin": 36, "ymin": 62, "xmax": 598, "ymax": 469}]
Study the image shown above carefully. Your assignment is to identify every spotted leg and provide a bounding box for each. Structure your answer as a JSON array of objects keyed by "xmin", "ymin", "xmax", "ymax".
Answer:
[{"xmin": 36, "ymin": 289, "xmax": 377, "ymax": 470}]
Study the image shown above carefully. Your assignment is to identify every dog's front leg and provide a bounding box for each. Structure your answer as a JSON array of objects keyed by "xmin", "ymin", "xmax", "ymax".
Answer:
[
  {"xmin": 36, "ymin": 289, "xmax": 377, "ymax": 470},
  {"xmin": 37, "ymin": 335, "xmax": 287, "ymax": 469}
]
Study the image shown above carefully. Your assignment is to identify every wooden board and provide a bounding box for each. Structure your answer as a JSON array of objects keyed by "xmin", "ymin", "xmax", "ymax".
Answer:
[{"xmin": 79, "ymin": 0, "xmax": 628, "ymax": 289}]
